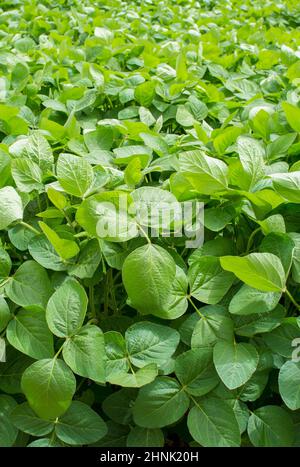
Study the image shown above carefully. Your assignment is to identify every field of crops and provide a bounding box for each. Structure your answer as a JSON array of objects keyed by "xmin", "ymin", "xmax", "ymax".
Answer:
[{"xmin": 1, "ymin": 0, "xmax": 300, "ymax": 448}]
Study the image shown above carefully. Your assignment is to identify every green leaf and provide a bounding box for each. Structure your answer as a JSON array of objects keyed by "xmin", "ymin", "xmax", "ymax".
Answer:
[
  {"xmin": 175, "ymin": 349, "xmax": 219, "ymax": 396},
  {"xmin": 46, "ymin": 278, "xmax": 88, "ymax": 338},
  {"xmin": 282, "ymin": 102, "xmax": 300, "ymax": 133},
  {"xmin": 0, "ymin": 395, "xmax": 18, "ymax": 447},
  {"xmin": 122, "ymin": 244, "xmax": 176, "ymax": 316},
  {"xmin": 247, "ymin": 406, "xmax": 294, "ymax": 447},
  {"xmin": 213, "ymin": 341, "xmax": 259, "ymax": 389},
  {"xmin": 7, "ymin": 308, "xmax": 54, "ymax": 359},
  {"xmin": 125, "ymin": 321, "xmax": 179, "ymax": 369},
  {"xmin": 236, "ymin": 136, "xmax": 265, "ymax": 190},
  {"xmin": 102, "ymin": 388, "xmax": 137, "ymax": 425},
  {"xmin": 0, "ymin": 297, "xmax": 11, "ymax": 332},
  {"xmin": 127, "ymin": 427, "xmax": 164, "ymax": 447},
  {"xmin": 133, "ymin": 377, "xmax": 190, "ymax": 428},
  {"xmin": 62, "ymin": 325, "xmax": 105, "ymax": 383},
  {"xmin": 107, "ymin": 364, "xmax": 158, "ymax": 388},
  {"xmin": 56, "ymin": 153, "xmax": 94, "ymax": 198},
  {"xmin": 279, "ymin": 361, "xmax": 300, "ymax": 410},
  {"xmin": 5, "ymin": 261, "xmax": 52, "ymax": 309},
  {"xmin": 135, "ymin": 81, "xmax": 155, "ymax": 107},
  {"xmin": 229, "ymin": 284, "xmax": 281, "ymax": 315},
  {"xmin": 39, "ymin": 221, "xmax": 79, "ymax": 260},
  {"xmin": 272, "ymin": 171, "xmax": 300, "ymax": 203},
  {"xmin": 11, "ymin": 402, "xmax": 54, "ymax": 436},
  {"xmin": 187, "ymin": 397, "xmax": 241, "ymax": 447},
  {"xmin": 11, "ymin": 158, "xmax": 43, "ymax": 193},
  {"xmin": 220, "ymin": 253, "xmax": 286, "ymax": 292},
  {"xmin": 179, "ymin": 150, "xmax": 229, "ymax": 194},
  {"xmin": 0, "ymin": 187, "xmax": 23, "ymax": 230},
  {"xmin": 191, "ymin": 305, "xmax": 234, "ymax": 348},
  {"xmin": 189, "ymin": 256, "xmax": 235, "ymax": 304},
  {"xmin": 55, "ymin": 401, "xmax": 107, "ymax": 445},
  {"xmin": 21, "ymin": 358, "xmax": 76, "ymax": 420}
]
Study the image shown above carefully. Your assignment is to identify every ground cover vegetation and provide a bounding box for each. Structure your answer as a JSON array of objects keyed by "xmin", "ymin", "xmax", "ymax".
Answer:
[{"xmin": 0, "ymin": 0, "xmax": 300, "ymax": 448}]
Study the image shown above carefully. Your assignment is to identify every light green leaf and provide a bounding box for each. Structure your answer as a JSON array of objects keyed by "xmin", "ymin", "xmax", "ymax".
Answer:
[
  {"xmin": 0, "ymin": 187, "xmax": 23, "ymax": 230},
  {"xmin": 133, "ymin": 377, "xmax": 190, "ymax": 428},
  {"xmin": 46, "ymin": 278, "xmax": 88, "ymax": 338},
  {"xmin": 7, "ymin": 308, "xmax": 54, "ymax": 359},
  {"xmin": 5, "ymin": 261, "xmax": 52, "ymax": 309},
  {"xmin": 213, "ymin": 341, "xmax": 259, "ymax": 389},
  {"xmin": 21, "ymin": 358, "xmax": 76, "ymax": 420},
  {"xmin": 179, "ymin": 150, "xmax": 229, "ymax": 194},
  {"xmin": 57, "ymin": 153, "xmax": 94, "ymax": 198},
  {"xmin": 220, "ymin": 253, "xmax": 286, "ymax": 292},
  {"xmin": 62, "ymin": 325, "xmax": 105, "ymax": 383},
  {"xmin": 122, "ymin": 244, "xmax": 176, "ymax": 316},
  {"xmin": 126, "ymin": 321, "xmax": 179, "ymax": 369}
]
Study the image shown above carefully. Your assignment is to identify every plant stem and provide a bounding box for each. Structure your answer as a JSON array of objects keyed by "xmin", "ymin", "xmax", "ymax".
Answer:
[
  {"xmin": 245, "ymin": 227, "xmax": 260, "ymax": 254},
  {"xmin": 187, "ymin": 296, "xmax": 205, "ymax": 319},
  {"xmin": 285, "ymin": 288, "xmax": 300, "ymax": 311},
  {"xmin": 19, "ymin": 221, "xmax": 40, "ymax": 235},
  {"xmin": 89, "ymin": 286, "xmax": 96, "ymax": 318},
  {"xmin": 137, "ymin": 223, "xmax": 151, "ymax": 244}
]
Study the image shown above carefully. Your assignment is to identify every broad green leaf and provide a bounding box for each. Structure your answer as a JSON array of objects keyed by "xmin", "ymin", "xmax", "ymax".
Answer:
[
  {"xmin": 187, "ymin": 397, "xmax": 241, "ymax": 447},
  {"xmin": 5, "ymin": 261, "xmax": 52, "ymax": 309},
  {"xmin": 39, "ymin": 221, "xmax": 79, "ymax": 260},
  {"xmin": 179, "ymin": 150, "xmax": 229, "ymax": 194},
  {"xmin": 0, "ymin": 347, "xmax": 33, "ymax": 394},
  {"xmin": 248, "ymin": 406, "xmax": 294, "ymax": 447},
  {"xmin": 102, "ymin": 388, "xmax": 137, "ymax": 425},
  {"xmin": 133, "ymin": 377, "xmax": 190, "ymax": 428},
  {"xmin": 62, "ymin": 325, "xmax": 105, "ymax": 383},
  {"xmin": 272, "ymin": 171, "xmax": 300, "ymax": 203},
  {"xmin": 191, "ymin": 305, "xmax": 234, "ymax": 348},
  {"xmin": 229, "ymin": 284, "xmax": 281, "ymax": 315},
  {"xmin": 259, "ymin": 232, "xmax": 294, "ymax": 274},
  {"xmin": 125, "ymin": 321, "xmax": 179, "ymax": 369},
  {"xmin": 11, "ymin": 158, "xmax": 43, "ymax": 193},
  {"xmin": 0, "ymin": 395, "xmax": 18, "ymax": 447},
  {"xmin": 7, "ymin": 308, "xmax": 54, "ymax": 359},
  {"xmin": 107, "ymin": 363, "xmax": 158, "ymax": 388},
  {"xmin": 0, "ymin": 186, "xmax": 23, "ymax": 230},
  {"xmin": 127, "ymin": 427, "xmax": 164, "ymax": 447},
  {"xmin": 189, "ymin": 256, "xmax": 235, "ymax": 304},
  {"xmin": 11, "ymin": 402, "xmax": 54, "ymax": 436},
  {"xmin": 282, "ymin": 102, "xmax": 300, "ymax": 133},
  {"xmin": 279, "ymin": 361, "xmax": 300, "ymax": 410},
  {"xmin": 220, "ymin": 253, "xmax": 286, "ymax": 292},
  {"xmin": 0, "ymin": 297, "xmax": 11, "ymax": 332},
  {"xmin": 175, "ymin": 349, "xmax": 219, "ymax": 396},
  {"xmin": 46, "ymin": 278, "xmax": 88, "ymax": 338},
  {"xmin": 21, "ymin": 358, "xmax": 76, "ymax": 420},
  {"xmin": 213, "ymin": 341, "xmax": 259, "ymax": 389},
  {"xmin": 236, "ymin": 136, "xmax": 265, "ymax": 190},
  {"xmin": 122, "ymin": 244, "xmax": 176, "ymax": 316},
  {"xmin": 233, "ymin": 305, "xmax": 285, "ymax": 337},
  {"xmin": 56, "ymin": 153, "xmax": 94, "ymax": 198},
  {"xmin": 55, "ymin": 401, "xmax": 107, "ymax": 445}
]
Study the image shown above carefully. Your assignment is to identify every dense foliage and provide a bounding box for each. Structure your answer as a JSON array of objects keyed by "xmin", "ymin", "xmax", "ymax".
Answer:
[{"xmin": 1, "ymin": 0, "xmax": 300, "ymax": 448}]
